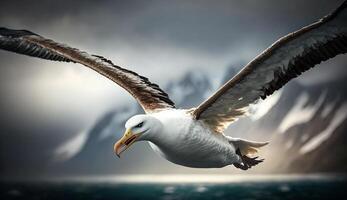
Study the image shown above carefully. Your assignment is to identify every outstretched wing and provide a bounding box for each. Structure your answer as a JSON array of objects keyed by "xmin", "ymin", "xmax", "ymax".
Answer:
[
  {"xmin": 192, "ymin": 1, "xmax": 347, "ymax": 133},
  {"xmin": 0, "ymin": 27, "xmax": 175, "ymax": 113}
]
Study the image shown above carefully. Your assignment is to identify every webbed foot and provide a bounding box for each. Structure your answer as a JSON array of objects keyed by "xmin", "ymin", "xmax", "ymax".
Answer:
[{"xmin": 233, "ymin": 148, "xmax": 264, "ymax": 170}]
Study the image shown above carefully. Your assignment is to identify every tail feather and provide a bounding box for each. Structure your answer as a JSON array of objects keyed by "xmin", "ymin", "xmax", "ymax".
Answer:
[
  {"xmin": 228, "ymin": 137, "xmax": 269, "ymax": 170},
  {"xmin": 228, "ymin": 137, "xmax": 269, "ymax": 156},
  {"xmin": 247, "ymin": 147, "xmax": 259, "ymax": 155}
]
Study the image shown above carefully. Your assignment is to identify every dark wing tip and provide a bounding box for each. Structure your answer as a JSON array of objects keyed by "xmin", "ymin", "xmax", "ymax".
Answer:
[
  {"xmin": 321, "ymin": 0, "xmax": 347, "ymax": 22},
  {"xmin": 0, "ymin": 27, "xmax": 72, "ymax": 62},
  {"xmin": 0, "ymin": 27, "xmax": 39, "ymax": 37},
  {"xmin": 0, "ymin": 28, "xmax": 174, "ymax": 112}
]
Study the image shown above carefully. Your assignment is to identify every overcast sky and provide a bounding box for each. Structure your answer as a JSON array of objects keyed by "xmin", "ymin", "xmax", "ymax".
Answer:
[{"xmin": 1, "ymin": 0, "xmax": 346, "ymax": 178}]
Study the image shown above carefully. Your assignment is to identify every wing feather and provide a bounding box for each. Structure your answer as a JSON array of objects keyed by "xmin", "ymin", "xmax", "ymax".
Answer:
[
  {"xmin": 192, "ymin": 1, "xmax": 347, "ymax": 133},
  {"xmin": 0, "ymin": 28, "xmax": 175, "ymax": 113}
]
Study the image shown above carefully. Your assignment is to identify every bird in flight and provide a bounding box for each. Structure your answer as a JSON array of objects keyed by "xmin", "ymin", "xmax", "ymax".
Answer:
[{"xmin": 0, "ymin": 1, "xmax": 346, "ymax": 170}]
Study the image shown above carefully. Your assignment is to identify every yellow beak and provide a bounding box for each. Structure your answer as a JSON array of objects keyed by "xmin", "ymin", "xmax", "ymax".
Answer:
[{"xmin": 114, "ymin": 128, "xmax": 139, "ymax": 157}]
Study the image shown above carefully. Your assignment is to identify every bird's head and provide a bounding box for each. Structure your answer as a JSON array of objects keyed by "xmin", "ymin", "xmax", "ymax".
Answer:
[{"xmin": 114, "ymin": 114, "xmax": 161, "ymax": 157}]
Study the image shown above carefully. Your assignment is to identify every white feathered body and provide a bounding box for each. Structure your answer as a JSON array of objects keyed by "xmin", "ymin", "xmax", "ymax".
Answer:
[{"xmin": 148, "ymin": 109, "xmax": 240, "ymax": 168}]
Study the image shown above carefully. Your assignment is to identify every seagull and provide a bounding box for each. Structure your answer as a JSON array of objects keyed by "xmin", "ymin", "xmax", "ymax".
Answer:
[{"xmin": 0, "ymin": 1, "xmax": 346, "ymax": 170}]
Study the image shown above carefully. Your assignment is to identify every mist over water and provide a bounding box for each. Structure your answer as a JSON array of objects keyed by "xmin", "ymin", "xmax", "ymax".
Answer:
[
  {"xmin": 1, "ymin": 175, "xmax": 346, "ymax": 200},
  {"xmin": 1, "ymin": 1, "xmax": 347, "ymax": 200}
]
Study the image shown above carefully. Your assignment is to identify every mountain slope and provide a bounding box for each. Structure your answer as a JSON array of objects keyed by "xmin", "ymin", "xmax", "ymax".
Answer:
[
  {"xmin": 53, "ymin": 66, "xmax": 347, "ymax": 175},
  {"xmin": 53, "ymin": 71, "xmax": 213, "ymax": 175}
]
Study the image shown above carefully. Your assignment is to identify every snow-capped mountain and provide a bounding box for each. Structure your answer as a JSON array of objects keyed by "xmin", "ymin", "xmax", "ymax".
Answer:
[
  {"xmin": 225, "ymin": 72, "xmax": 347, "ymax": 173},
  {"xmin": 53, "ymin": 70, "xmax": 213, "ymax": 175},
  {"xmin": 267, "ymin": 75, "xmax": 347, "ymax": 173},
  {"xmin": 54, "ymin": 66, "xmax": 347, "ymax": 175},
  {"xmin": 166, "ymin": 71, "xmax": 213, "ymax": 108}
]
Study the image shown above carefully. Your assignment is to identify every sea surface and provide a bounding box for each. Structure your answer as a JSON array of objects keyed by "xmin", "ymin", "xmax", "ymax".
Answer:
[{"xmin": 1, "ymin": 174, "xmax": 346, "ymax": 200}]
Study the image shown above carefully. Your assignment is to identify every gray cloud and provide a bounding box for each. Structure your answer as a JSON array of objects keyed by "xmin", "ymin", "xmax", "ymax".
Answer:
[{"xmin": 0, "ymin": 0, "xmax": 346, "ymax": 178}]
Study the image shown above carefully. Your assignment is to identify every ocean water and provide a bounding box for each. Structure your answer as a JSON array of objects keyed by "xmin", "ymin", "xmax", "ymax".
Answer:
[{"xmin": 1, "ymin": 175, "xmax": 346, "ymax": 200}]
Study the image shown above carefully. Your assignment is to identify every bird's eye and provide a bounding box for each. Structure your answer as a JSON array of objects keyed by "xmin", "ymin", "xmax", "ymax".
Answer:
[{"xmin": 135, "ymin": 122, "xmax": 144, "ymax": 128}]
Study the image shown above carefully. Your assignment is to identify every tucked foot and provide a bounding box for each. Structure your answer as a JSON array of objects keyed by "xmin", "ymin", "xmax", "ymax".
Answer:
[{"xmin": 233, "ymin": 148, "xmax": 264, "ymax": 170}]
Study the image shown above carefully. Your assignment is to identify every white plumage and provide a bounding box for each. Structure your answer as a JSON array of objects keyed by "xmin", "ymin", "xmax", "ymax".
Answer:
[
  {"xmin": 148, "ymin": 109, "xmax": 239, "ymax": 168},
  {"xmin": 0, "ymin": 1, "xmax": 346, "ymax": 170},
  {"xmin": 121, "ymin": 109, "xmax": 267, "ymax": 169}
]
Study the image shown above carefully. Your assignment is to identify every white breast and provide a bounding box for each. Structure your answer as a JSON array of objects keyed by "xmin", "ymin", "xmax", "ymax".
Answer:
[{"xmin": 148, "ymin": 109, "xmax": 238, "ymax": 168}]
